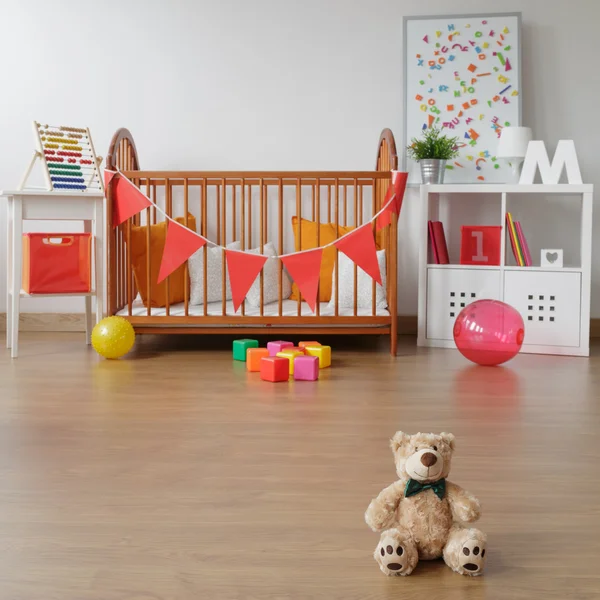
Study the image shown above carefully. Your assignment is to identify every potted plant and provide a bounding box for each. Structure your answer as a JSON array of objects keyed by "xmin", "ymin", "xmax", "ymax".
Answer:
[{"xmin": 406, "ymin": 127, "xmax": 459, "ymax": 184}]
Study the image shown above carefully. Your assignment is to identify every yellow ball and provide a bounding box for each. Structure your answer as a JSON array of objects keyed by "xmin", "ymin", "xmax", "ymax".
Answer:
[{"xmin": 91, "ymin": 316, "xmax": 135, "ymax": 359}]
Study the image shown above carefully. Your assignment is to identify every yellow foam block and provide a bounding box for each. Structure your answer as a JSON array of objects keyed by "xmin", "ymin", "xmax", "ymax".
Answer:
[
  {"xmin": 304, "ymin": 345, "xmax": 331, "ymax": 368},
  {"xmin": 276, "ymin": 350, "xmax": 304, "ymax": 374}
]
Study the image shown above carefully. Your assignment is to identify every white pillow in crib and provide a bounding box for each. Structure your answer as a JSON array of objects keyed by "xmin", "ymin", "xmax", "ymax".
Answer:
[
  {"xmin": 328, "ymin": 249, "xmax": 388, "ymax": 310},
  {"xmin": 242, "ymin": 242, "xmax": 292, "ymax": 307},
  {"xmin": 188, "ymin": 241, "xmax": 240, "ymax": 305}
]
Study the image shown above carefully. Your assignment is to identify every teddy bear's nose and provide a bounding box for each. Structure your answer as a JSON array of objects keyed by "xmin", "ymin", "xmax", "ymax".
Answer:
[{"xmin": 420, "ymin": 452, "xmax": 437, "ymax": 467}]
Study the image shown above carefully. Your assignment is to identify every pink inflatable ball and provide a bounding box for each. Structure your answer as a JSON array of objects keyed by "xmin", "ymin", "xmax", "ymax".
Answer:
[{"xmin": 453, "ymin": 300, "xmax": 525, "ymax": 366}]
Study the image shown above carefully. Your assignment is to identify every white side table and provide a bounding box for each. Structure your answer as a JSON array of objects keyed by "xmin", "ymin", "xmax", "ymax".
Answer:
[{"xmin": 2, "ymin": 190, "xmax": 105, "ymax": 358}]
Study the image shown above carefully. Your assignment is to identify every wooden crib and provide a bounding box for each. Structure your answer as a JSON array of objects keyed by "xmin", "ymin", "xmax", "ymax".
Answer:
[{"xmin": 105, "ymin": 127, "xmax": 401, "ymax": 354}]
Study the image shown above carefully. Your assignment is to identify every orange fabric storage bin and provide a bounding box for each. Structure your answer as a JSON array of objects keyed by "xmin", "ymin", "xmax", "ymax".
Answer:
[{"xmin": 22, "ymin": 233, "xmax": 92, "ymax": 294}]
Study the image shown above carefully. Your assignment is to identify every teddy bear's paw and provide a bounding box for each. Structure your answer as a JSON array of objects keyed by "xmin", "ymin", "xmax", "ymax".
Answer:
[
  {"xmin": 374, "ymin": 532, "xmax": 417, "ymax": 576},
  {"xmin": 457, "ymin": 536, "xmax": 486, "ymax": 576}
]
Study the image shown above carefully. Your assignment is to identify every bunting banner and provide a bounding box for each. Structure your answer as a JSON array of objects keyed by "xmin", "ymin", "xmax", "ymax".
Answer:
[
  {"xmin": 226, "ymin": 250, "xmax": 268, "ymax": 312},
  {"xmin": 376, "ymin": 171, "xmax": 408, "ymax": 231},
  {"xmin": 111, "ymin": 172, "xmax": 152, "ymax": 227},
  {"xmin": 105, "ymin": 168, "xmax": 407, "ymax": 307},
  {"xmin": 334, "ymin": 223, "xmax": 382, "ymax": 285},
  {"xmin": 158, "ymin": 220, "xmax": 207, "ymax": 284},
  {"xmin": 280, "ymin": 248, "xmax": 323, "ymax": 313},
  {"xmin": 104, "ymin": 169, "xmax": 118, "ymax": 189}
]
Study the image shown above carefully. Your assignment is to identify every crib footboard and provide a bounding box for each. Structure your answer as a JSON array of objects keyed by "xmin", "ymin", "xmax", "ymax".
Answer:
[{"xmin": 105, "ymin": 128, "xmax": 400, "ymax": 353}]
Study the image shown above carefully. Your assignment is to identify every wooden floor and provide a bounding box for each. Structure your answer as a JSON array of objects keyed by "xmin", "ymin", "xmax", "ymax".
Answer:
[{"xmin": 1, "ymin": 333, "xmax": 599, "ymax": 600}]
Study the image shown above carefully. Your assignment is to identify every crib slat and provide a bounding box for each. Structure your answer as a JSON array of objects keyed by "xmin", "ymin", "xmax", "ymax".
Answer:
[
  {"xmin": 232, "ymin": 184, "xmax": 237, "ymax": 244},
  {"xmin": 165, "ymin": 179, "xmax": 171, "ymax": 317},
  {"xmin": 145, "ymin": 179, "xmax": 151, "ymax": 317},
  {"xmin": 202, "ymin": 179, "xmax": 208, "ymax": 316},
  {"xmin": 315, "ymin": 178, "xmax": 320, "ymax": 318},
  {"xmin": 259, "ymin": 178, "xmax": 264, "ymax": 317},
  {"xmin": 278, "ymin": 178, "xmax": 283, "ymax": 316},
  {"xmin": 216, "ymin": 182, "xmax": 221, "ymax": 246},
  {"xmin": 240, "ymin": 180, "xmax": 246, "ymax": 316},
  {"xmin": 184, "ymin": 178, "xmax": 189, "ymax": 317},
  {"xmin": 221, "ymin": 179, "xmax": 226, "ymax": 316},
  {"xmin": 296, "ymin": 178, "xmax": 302, "ymax": 317},
  {"xmin": 334, "ymin": 178, "xmax": 339, "ymax": 317},
  {"xmin": 372, "ymin": 179, "xmax": 377, "ymax": 317},
  {"xmin": 343, "ymin": 184, "xmax": 347, "ymax": 227},
  {"xmin": 248, "ymin": 183, "xmax": 252, "ymax": 249},
  {"xmin": 354, "ymin": 181, "xmax": 360, "ymax": 317}
]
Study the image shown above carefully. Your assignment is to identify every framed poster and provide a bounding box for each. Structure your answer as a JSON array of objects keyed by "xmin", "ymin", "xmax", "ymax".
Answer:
[{"xmin": 404, "ymin": 13, "xmax": 522, "ymax": 184}]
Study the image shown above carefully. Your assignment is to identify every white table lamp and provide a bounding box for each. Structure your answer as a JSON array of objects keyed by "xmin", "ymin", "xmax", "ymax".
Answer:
[{"xmin": 497, "ymin": 127, "xmax": 532, "ymax": 182}]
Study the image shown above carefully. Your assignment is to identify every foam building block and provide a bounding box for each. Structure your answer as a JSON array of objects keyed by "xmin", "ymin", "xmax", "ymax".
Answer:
[
  {"xmin": 233, "ymin": 338, "xmax": 259, "ymax": 361},
  {"xmin": 298, "ymin": 341, "xmax": 321, "ymax": 350},
  {"xmin": 260, "ymin": 356, "xmax": 289, "ymax": 382},
  {"xmin": 294, "ymin": 355, "xmax": 319, "ymax": 381},
  {"xmin": 247, "ymin": 348, "xmax": 269, "ymax": 372},
  {"xmin": 267, "ymin": 340, "xmax": 294, "ymax": 356},
  {"xmin": 276, "ymin": 349, "xmax": 305, "ymax": 374},
  {"xmin": 304, "ymin": 345, "xmax": 331, "ymax": 368}
]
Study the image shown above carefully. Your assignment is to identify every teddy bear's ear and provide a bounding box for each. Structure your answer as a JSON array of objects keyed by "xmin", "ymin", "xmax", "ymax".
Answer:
[
  {"xmin": 390, "ymin": 431, "xmax": 409, "ymax": 453},
  {"xmin": 440, "ymin": 432, "xmax": 456, "ymax": 450}
]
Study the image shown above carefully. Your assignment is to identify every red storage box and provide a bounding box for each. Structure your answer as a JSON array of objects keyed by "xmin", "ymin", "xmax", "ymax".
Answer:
[
  {"xmin": 460, "ymin": 225, "xmax": 502, "ymax": 266},
  {"xmin": 22, "ymin": 233, "xmax": 92, "ymax": 294}
]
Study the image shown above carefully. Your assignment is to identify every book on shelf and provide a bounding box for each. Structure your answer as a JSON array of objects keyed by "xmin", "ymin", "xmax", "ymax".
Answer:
[
  {"xmin": 428, "ymin": 221, "xmax": 449, "ymax": 264},
  {"xmin": 505, "ymin": 212, "xmax": 525, "ymax": 267},
  {"xmin": 428, "ymin": 220, "xmax": 439, "ymax": 264},
  {"xmin": 514, "ymin": 221, "xmax": 532, "ymax": 267}
]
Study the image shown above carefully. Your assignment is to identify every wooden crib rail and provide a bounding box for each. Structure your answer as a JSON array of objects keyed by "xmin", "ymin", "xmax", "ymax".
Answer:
[{"xmin": 105, "ymin": 128, "xmax": 402, "ymax": 353}]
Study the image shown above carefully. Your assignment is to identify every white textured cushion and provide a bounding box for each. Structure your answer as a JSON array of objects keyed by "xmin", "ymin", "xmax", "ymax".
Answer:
[
  {"xmin": 328, "ymin": 249, "xmax": 388, "ymax": 310},
  {"xmin": 188, "ymin": 241, "xmax": 240, "ymax": 305},
  {"xmin": 242, "ymin": 242, "xmax": 292, "ymax": 307}
]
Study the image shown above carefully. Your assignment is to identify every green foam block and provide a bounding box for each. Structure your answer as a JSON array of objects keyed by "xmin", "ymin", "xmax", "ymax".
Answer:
[{"xmin": 233, "ymin": 339, "xmax": 259, "ymax": 361}]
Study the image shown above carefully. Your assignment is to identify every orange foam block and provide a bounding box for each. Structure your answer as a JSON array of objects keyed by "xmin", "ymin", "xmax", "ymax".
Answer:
[
  {"xmin": 467, "ymin": 63, "xmax": 477, "ymax": 72},
  {"xmin": 298, "ymin": 341, "xmax": 321, "ymax": 349},
  {"xmin": 447, "ymin": 104, "xmax": 454, "ymax": 111},
  {"xmin": 247, "ymin": 348, "xmax": 269, "ymax": 372}
]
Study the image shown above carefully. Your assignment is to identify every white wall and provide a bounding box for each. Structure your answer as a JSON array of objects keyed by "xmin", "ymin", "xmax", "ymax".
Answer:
[{"xmin": 1, "ymin": 0, "xmax": 599, "ymax": 316}]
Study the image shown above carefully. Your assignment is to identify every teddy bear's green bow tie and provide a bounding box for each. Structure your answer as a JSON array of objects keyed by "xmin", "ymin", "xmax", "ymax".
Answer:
[{"xmin": 405, "ymin": 478, "xmax": 446, "ymax": 500}]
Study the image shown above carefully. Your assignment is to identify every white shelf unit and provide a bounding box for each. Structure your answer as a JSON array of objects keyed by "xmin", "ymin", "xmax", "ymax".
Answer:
[{"xmin": 417, "ymin": 184, "xmax": 593, "ymax": 357}]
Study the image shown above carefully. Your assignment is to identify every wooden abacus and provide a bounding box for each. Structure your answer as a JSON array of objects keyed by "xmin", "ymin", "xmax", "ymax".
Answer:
[{"xmin": 18, "ymin": 121, "xmax": 104, "ymax": 192}]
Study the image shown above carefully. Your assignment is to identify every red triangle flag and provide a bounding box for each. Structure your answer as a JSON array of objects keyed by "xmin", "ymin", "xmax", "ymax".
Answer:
[
  {"xmin": 281, "ymin": 249, "xmax": 323, "ymax": 313},
  {"xmin": 104, "ymin": 169, "xmax": 117, "ymax": 189},
  {"xmin": 112, "ymin": 175, "xmax": 152, "ymax": 227},
  {"xmin": 391, "ymin": 171, "xmax": 408, "ymax": 215},
  {"xmin": 158, "ymin": 220, "xmax": 206, "ymax": 284},
  {"xmin": 376, "ymin": 171, "xmax": 408, "ymax": 231},
  {"xmin": 334, "ymin": 224, "xmax": 382, "ymax": 285},
  {"xmin": 226, "ymin": 250, "xmax": 268, "ymax": 312}
]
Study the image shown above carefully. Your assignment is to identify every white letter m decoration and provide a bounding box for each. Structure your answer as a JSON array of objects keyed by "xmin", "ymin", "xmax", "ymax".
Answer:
[{"xmin": 519, "ymin": 140, "xmax": 582, "ymax": 184}]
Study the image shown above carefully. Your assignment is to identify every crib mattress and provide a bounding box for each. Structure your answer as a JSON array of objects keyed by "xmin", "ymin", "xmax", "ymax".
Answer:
[{"xmin": 117, "ymin": 298, "xmax": 390, "ymax": 319}]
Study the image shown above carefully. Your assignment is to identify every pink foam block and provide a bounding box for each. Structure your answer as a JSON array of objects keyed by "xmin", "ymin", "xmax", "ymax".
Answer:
[
  {"xmin": 293, "ymin": 355, "xmax": 319, "ymax": 381},
  {"xmin": 267, "ymin": 340, "xmax": 294, "ymax": 356}
]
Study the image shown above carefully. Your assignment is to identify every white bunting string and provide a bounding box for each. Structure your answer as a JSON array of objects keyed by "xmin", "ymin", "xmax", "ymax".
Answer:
[{"xmin": 107, "ymin": 168, "xmax": 399, "ymax": 258}]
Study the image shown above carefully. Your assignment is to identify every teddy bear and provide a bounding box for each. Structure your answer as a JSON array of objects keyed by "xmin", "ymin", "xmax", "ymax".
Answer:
[{"xmin": 365, "ymin": 431, "xmax": 486, "ymax": 577}]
